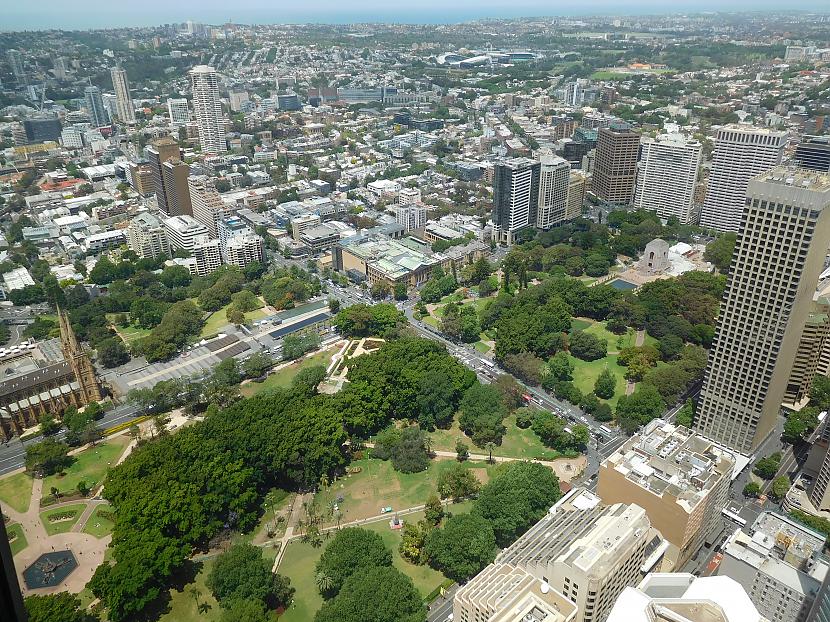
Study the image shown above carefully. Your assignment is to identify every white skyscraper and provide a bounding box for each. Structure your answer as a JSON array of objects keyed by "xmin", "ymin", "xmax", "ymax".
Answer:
[
  {"xmin": 634, "ymin": 133, "xmax": 702, "ymax": 224},
  {"xmin": 699, "ymin": 125, "xmax": 786, "ymax": 232},
  {"xmin": 536, "ymin": 151, "xmax": 572, "ymax": 229},
  {"xmin": 167, "ymin": 98, "xmax": 190, "ymax": 127},
  {"xmin": 110, "ymin": 66, "xmax": 136, "ymax": 124},
  {"xmin": 189, "ymin": 65, "xmax": 225, "ymax": 154}
]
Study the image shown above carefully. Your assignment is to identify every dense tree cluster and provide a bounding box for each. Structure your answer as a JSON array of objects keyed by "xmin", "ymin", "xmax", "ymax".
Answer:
[
  {"xmin": 420, "ymin": 267, "xmax": 459, "ymax": 304},
  {"xmin": 372, "ymin": 425, "xmax": 431, "ymax": 473},
  {"xmin": 260, "ymin": 265, "xmax": 319, "ymax": 310},
  {"xmin": 207, "ymin": 543, "xmax": 294, "ymax": 612},
  {"xmin": 333, "ymin": 303, "xmax": 406, "ymax": 338}
]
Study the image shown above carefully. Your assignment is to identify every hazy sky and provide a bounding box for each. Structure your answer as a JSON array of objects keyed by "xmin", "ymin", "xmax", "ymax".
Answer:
[{"xmin": 3, "ymin": 0, "xmax": 828, "ymax": 31}]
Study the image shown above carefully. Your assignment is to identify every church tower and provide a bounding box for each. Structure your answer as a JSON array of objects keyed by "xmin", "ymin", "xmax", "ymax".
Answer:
[{"xmin": 58, "ymin": 307, "xmax": 103, "ymax": 403}]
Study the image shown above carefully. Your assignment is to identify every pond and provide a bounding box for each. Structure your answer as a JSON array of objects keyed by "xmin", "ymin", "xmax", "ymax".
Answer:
[{"xmin": 608, "ymin": 278, "xmax": 638, "ymax": 291}]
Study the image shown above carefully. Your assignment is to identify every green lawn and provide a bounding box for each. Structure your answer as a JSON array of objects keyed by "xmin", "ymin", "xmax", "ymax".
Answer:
[
  {"xmin": 108, "ymin": 316, "xmax": 152, "ymax": 345},
  {"xmin": 158, "ymin": 558, "xmax": 226, "ymax": 622},
  {"xmin": 0, "ymin": 472, "xmax": 33, "ymax": 513},
  {"xmin": 570, "ymin": 318, "xmax": 592, "ymax": 332},
  {"xmin": 242, "ymin": 347, "xmax": 337, "ymax": 397},
  {"xmin": 429, "ymin": 415, "xmax": 561, "ymax": 460},
  {"xmin": 422, "ymin": 314, "xmax": 439, "ymax": 328},
  {"xmin": 473, "ymin": 341, "xmax": 491, "ymax": 354},
  {"xmin": 40, "ymin": 503, "xmax": 87, "ymax": 536},
  {"xmin": 232, "ymin": 489, "xmax": 293, "ymax": 546},
  {"xmin": 201, "ymin": 301, "xmax": 269, "ymax": 338},
  {"xmin": 82, "ymin": 504, "xmax": 115, "ymax": 539},
  {"xmin": 314, "ymin": 458, "xmax": 496, "ymax": 528},
  {"xmin": 573, "ymin": 318, "xmax": 657, "ymax": 353},
  {"xmin": 43, "ymin": 436, "xmax": 130, "ymax": 497},
  {"xmin": 7, "ymin": 523, "xmax": 27, "ymax": 556},
  {"xmin": 590, "ymin": 70, "xmax": 631, "ymax": 80},
  {"xmin": 571, "ymin": 354, "xmax": 627, "ymax": 408}
]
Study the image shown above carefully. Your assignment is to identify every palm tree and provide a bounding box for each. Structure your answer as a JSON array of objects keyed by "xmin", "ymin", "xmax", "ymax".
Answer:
[
  {"xmin": 316, "ymin": 571, "xmax": 333, "ymax": 594},
  {"xmin": 485, "ymin": 442, "xmax": 496, "ymax": 464}
]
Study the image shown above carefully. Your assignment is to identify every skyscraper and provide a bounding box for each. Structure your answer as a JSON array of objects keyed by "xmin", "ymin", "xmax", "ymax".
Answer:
[
  {"xmin": 699, "ymin": 125, "xmax": 786, "ymax": 232},
  {"xmin": 492, "ymin": 157, "xmax": 541, "ymax": 245},
  {"xmin": 110, "ymin": 65, "xmax": 136, "ymax": 124},
  {"xmin": 591, "ymin": 122, "xmax": 640, "ymax": 206},
  {"xmin": 146, "ymin": 137, "xmax": 186, "ymax": 216},
  {"xmin": 84, "ymin": 85, "xmax": 110, "ymax": 127},
  {"xmin": 634, "ymin": 133, "xmax": 702, "ymax": 224},
  {"xmin": 536, "ymin": 151, "xmax": 571, "ymax": 229},
  {"xmin": 695, "ymin": 167, "xmax": 830, "ymax": 453},
  {"xmin": 794, "ymin": 135, "xmax": 830, "ymax": 172},
  {"xmin": 7, "ymin": 49, "xmax": 26, "ymax": 85},
  {"xmin": 167, "ymin": 98, "xmax": 191, "ymax": 127},
  {"xmin": 189, "ymin": 65, "xmax": 225, "ymax": 154}
]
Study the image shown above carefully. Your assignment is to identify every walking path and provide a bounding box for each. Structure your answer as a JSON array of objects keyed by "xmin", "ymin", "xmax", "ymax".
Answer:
[
  {"xmin": 625, "ymin": 330, "xmax": 646, "ymax": 396},
  {"xmin": 271, "ymin": 491, "xmax": 313, "ymax": 572}
]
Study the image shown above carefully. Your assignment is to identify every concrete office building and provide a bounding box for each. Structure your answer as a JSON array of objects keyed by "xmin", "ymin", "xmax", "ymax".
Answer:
[
  {"xmin": 634, "ymin": 133, "xmax": 702, "ymax": 224},
  {"xmin": 224, "ymin": 234, "xmax": 265, "ymax": 269},
  {"xmin": 495, "ymin": 488, "xmax": 661, "ymax": 622},
  {"xmin": 110, "ymin": 66, "xmax": 136, "ymax": 124},
  {"xmin": 398, "ymin": 187, "xmax": 422, "ymax": 205},
  {"xmin": 591, "ymin": 123, "xmax": 640, "ymax": 206},
  {"xmin": 394, "ymin": 204, "xmax": 427, "ymax": 232},
  {"xmin": 228, "ymin": 91, "xmax": 249, "ymax": 112},
  {"xmin": 291, "ymin": 213, "xmax": 322, "ymax": 241},
  {"xmin": 597, "ymin": 420, "xmax": 734, "ymax": 570},
  {"xmin": 167, "ymin": 98, "xmax": 190, "ymax": 127},
  {"xmin": 84, "ymin": 85, "xmax": 109, "ymax": 128},
  {"xmin": 566, "ymin": 171, "xmax": 588, "ymax": 222},
  {"xmin": 454, "ymin": 562, "xmax": 578, "ymax": 622},
  {"xmin": 492, "ymin": 157, "xmax": 541, "ymax": 245},
  {"xmin": 715, "ymin": 512, "xmax": 829, "ymax": 622},
  {"xmin": 794, "ymin": 135, "xmax": 830, "ymax": 172},
  {"xmin": 129, "ymin": 162, "xmax": 155, "ymax": 196},
  {"xmin": 161, "ymin": 159, "xmax": 192, "ymax": 217},
  {"xmin": 146, "ymin": 137, "xmax": 182, "ymax": 215},
  {"xmin": 189, "ymin": 175, "xmax": 233, "ymax": 238},
  {"xmin": 608, "ymin": 573, "xmax": 767, "ymax": 622},
  {"xmin": 783, "ymin": 299, "xmax": 830, "ymax": 409},
  {"xmin": 190, "ymin": 65, "xmax": 225, "ymax": 154},
  {"xmin": 699, "ymin": 125, "xmax": 786, "ymax": 232},
  {"xmin": 810, "ymin": 574, "xmax": 830, "ymax": 622},
  {"xmin": 695, "ymin": 168, "xmax": 830, "ymax": 453},
  {"xmin": 536, "ymin": 151, "xmax": 571, "ymax": 229},
  {"xmin": 163, "ymin": 215, "xmax": 210, "ymax": 253},
  {"xmin": 126, "ymin": 212, "xmax": 171, "ymax": 259},
  {"xmin": 23, "ymin": 117, "xmax": 61, "ymax": 144}
]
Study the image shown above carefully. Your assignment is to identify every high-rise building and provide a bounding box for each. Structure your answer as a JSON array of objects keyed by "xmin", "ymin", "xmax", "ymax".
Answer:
[
  {"xmin": 126, "ymin": 212, "xmax": 171, "ymax": 259},
  {"xmin": 167, "ymin": 98, "xmax": 191, "ymax": 127},
  {"xmin": 608, "ymin": 573, "xmax": 767, "ymax": 622},
  {"xmin": 492, "ymin": 488, "xmax": 661, "ymax": 622},
  {"xmin": 110, "ymin": 66, "xmax": 136, "ymax": 124},
  {"xmin": 190, "ymin": 65, "xmax": 225, "ymax": 154},
  {"xmin": 492, "ymin": 157, "xmax": 541, "ymax": 245},
  {"xmin": 129, "ymin": 161, "xmax": 155, "ymax": 196},
  {"xmin": 7, "ymin": 49, "xmax": 26, "ymax": 84},
  {"xmin": 394, "ymin": 204, "xmax": 427, "ymax": 232},
  {"xmin": 695, "ymin": 168, "xmax": 830, "ymax": 453},
  {"xmin": 699, "ymin": 125, "xmax": 786, "ymax": 232},
  {"xmin": 597, "ymin": 419, "xmax": 734, "ymax": 570},
  {"xmin": 225, "ymin": 235, "xmax": 265, "ymax": 269},
  {"xmin": 161, "ymin": 159, "xmax": 192, "ymax": 217},
  {"xmin": 536, "ymin": 151, "xmax": 571, "ymax": 229},
  {"xmin": 809, "ymin": 574, "xmax": 830, "ymax": 622},
  {"xmin": 229, "ymin": 91, "xmax": 249, "ymax": 112},
  {"xmin": 634, "ymin": 133, "xmax": 702, "ymax": 224},
  {"xmin": 591, "ymin": 122, "xmax": 640, "ymax": 206},
  {"xmin": 188, "ymin": 175, "xmax": 233, "ymax": 238},
  {"xmin": 23, "ymin": 117, "xmax": 62, "ymax": 144},
  {"xmin": 84, "ymin": 85, "xmax": 110, "ymax": 128},
  {"xmin": 794, "ymin": 136, "xmax": 830, "ymax": 172},
  {"xmin": 566, "ymin": 171, "xmax": 588, "ymax": 221},
  {"xmin": 783, "ymin": 299, "xmax": 830, "ymax": 409},
  {"xmin": 146, "ymin": 137, "xmax": 185, "ymax": 216},
  {"xmin": 192, "ymin": 237, "xmax": 223, "ymax": 276},
  {"xmin": 163, "ymin": 215, "xmax": 210, "ymax": 252},
  {"xmin": 715, "ymin": 512, "xmax": 828, "ymax": 622}
]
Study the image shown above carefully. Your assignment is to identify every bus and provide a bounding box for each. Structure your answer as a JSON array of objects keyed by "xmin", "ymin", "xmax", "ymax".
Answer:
[{"xmin": 521, "ymin": 393, "xmax": 533, "ymax": 404}]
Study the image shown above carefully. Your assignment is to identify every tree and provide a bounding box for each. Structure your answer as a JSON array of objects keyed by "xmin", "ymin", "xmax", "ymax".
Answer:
[
  {"xmin": 39, "ymin": 413, "xmax": 61, "ymax": 436},
  {"xmin": 399, "ymin": 521, "xmax": 429, "ymax": 564},
  {"xmin": 769, "ymin": 476, "xmax": 791, "ymax": 501},
  {"xmin": 424, "ymin": 494, "xmax": 444, "ymax": 527},
  {"xmin": 416, "ymin": 371, "xmax": 456, "ymax": 430},
  {"xmin": 594, "ymin": 368, "xmax": 616, "ymax": 399},
  {"xmin": 393, "ymin": 282, "xmax": 408, "ymax": 300},
  {"xmin": 25, "ymin": 438, "xmax": 71, "ymax": 475},
  {"xmin": 569, "ymin": 330, "xmax": 607, "ymax": 361},
  {"xmin": 615, "ymin": 385, "xmax": 666, "ymax": 434},
  {"xmin": 314, "ymin": 566, "xmax": 426, "ymax": 622},
  {"xmin": 753, "ymin": 453, "xmax": 781, "ymax": 480},
  {"xmin": 242, "ymin": 352, "xmax": 273, "ymax": 379},
  {"xmin": 459, "ymin": 383, "xmax": 507, "ymax": 447},
  {"xmin": 227, "ymin": 307, "xmax": 245, "ymax": 326},
  {"xmin": 24, "ymin": 593, "xmax": 96, "ymax": 622},
  {"xmin": 292, "ymin": 365, "xmax": 327, "ymax": 393},
  {"xmin": 455, "ymin": 439, "xmax": 469, "ymax": 462},
  {"xmin": 743, "ymin": 482, "xmax": 762, "ymax": 498},
  {"xmin": 97, "ymin": 337, "xmax": 129, "ymax": 368},
  {"xmin": 503, "ymin": 352, "xmax": 544, "ymax": 385},
  {"xmin": 437, "ymin": 463, "xmax": 481, "ymax": 501},
  {"xmin": 811, "ymin": 375, "xmax": 830, "ymax": 410},
  {"xmin": 218, "ymin": 599, "xmax": 270, "ymax": 622},
  {"xmin": 548, "ymin": 351, "xmax": 574, "ymax": 381},
  {"xmin": 315, "ymin": 527, "xmax": 392, "ymax": 598},
  {"xmin": 474, "ymin": 461, "xmax": 561, "ymax": 547},
  {"xmin": 282, "ymin": 331, "xmax": 320, "ymax": 360},
  {"xmin": 675, "ymin": 399, "xmax": 695, "ymax": 427},
  {"xmin": 704, "ymin": 233, "xmax": 737, "ymax": 273},
  {"xmin": 370, "ymin": 281, "xmax": 391, "ymax": 300},
  {"xmin": 425, "ymin": 513, "xmax": 496, "ymax": 581},
  {"xmin": 206, "ymin": 543, "xmax": 294, "ymax": 609}
]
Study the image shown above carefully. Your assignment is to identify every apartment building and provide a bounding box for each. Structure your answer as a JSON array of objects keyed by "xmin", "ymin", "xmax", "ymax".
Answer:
[
  {"xmin": 492, "ymin": 157, "xmax": 541, "ymax": 245},
  {"xmin": 634, "ymin": 133, "xmax": 701, "ymax": 224},
  {"xmin": 167, "ymin": 98, "xmax": 190, "ymax": 127},
  {"xmin": 190, "ymin": 65, "xmax": 225, "ymax": 154},
  {"xmin": 191, "ymin": 237, "xmax": 223, "ymax": 277},
  {"xmin": 695, "ymin": 168, "xmax": 830, "ymax": 453},
  {"xmin": 126, "ymin": 213, "xmax": 171, "ymax": 259},
  {"xmin": 597, "ymin": 420, "xmax": 734, "ymax": 570},
  {"xmin": 161, "ymin": 159, "xmax": 192, "ymax": 217},
  {"xmin": 163, "ymin": 215, "xmax": 210, "ymax": 253},
  {"xmin": 394, "ymin": 204, "xmax": 427, "ymax": 232},
  {"xmin": 110, "ymin": 66, "xmax": 136, "ymax": 124},
  {"xmin": 783, "ymin": 299, "xmax": 830, "ymax": 409},
  {"xmin": 224, "ymin": 235, "xmax": 265, "ymax": 269},
  {"xmin": 189, "ymin": 175, "xmax": 233, "ymax": 238},
  {"xmin": 566, "ymin": 171, "xmax": 588, "ymax": 222},
  {"xmin": 536, "ymin": 151, "xmax": 571, "ymax": 229},
  {"xmin": 146, "ymin": 137, "xmax": 183, "ymax": 216}
]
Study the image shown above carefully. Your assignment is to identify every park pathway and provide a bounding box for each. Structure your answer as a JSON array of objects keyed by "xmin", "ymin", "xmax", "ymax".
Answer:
[
  {"xmin": 271, "ymin": 491, "xmax": 313, "ymax": 572},
  {"xmin": 71, "ymin": 498, "xmax": 108, "ymax": 533},
  {"xmin": 625, "ymin": 330, "xmax": 646, "ymax": 396}
]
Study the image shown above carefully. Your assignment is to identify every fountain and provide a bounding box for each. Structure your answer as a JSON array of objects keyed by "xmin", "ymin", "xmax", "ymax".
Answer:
[{"xmin": 23, "ymin": 551, "xmax": 78, "ymax": 589}]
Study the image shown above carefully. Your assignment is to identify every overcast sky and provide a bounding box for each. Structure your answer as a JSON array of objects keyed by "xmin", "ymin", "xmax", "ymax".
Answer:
[{"xmin": 3, "ymin": 1, "xmax": 828, "ymax": 31}]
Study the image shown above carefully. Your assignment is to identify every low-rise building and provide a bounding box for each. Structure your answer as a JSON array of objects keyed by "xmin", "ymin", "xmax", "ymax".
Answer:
[{"xmin": 85, "ymin": 229, "xmax": 126, "ymax": 253}]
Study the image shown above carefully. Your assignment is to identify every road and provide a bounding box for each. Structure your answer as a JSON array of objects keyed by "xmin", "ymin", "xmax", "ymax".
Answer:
[{"xmin": 0, "ymin": 402, "xmax": 140, "ymax": 476}]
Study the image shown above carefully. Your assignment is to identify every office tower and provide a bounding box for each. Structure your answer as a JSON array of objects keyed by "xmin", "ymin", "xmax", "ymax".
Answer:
[
  {"xmin": 783, "ymin": 299, "xmax": 830, "ymax": 409},
  {"xmin": 161, "ymin": 159, "xmax": 192, "ymax": 217},
  {"xmin": 695, "ymin": 168, "xmax": 830, "ymax": 454},
  {"xmin": 491, "ymin": 157, "xmax": 541, "ymax": 245},
  {"xmin": 23, "ymin": 117, "xmax": 62, "ymax": 144},
  {"xmin": 84, "ymin": 85, "xmax": 109, "ymax": 127},
  {"xmin": 163, "ymin": 215, "xmax": 210, "ymax": 252},
  {"xmin": 129, "ymin": 162, "xmax": 155, "ymax": 195},
  {"xmin": 394, "ymin": 204, "xmax": 427, "ymax": 232},
  {"xmin": 566, "ymin": 171, "xmax": 587, "ymax": 221},
  {"xmin": 7, "ymin": 49, "xmax": 26, "ymax": 84},
  {"xmin": 794, "ymin": 136, "xmax": 830, "ymax": 172},
  {"xmin": 715, "ymin": 512, "xmax": 828, "ymax": 622},
  {"xmin": 110, "ymin": 66, "xmax": 136, "ymax": 124},
  {"xmin": 454, "ymin": 563, "xmax": 578, "ymax": 622},
  {"xmin": 597, "ymin": 420, "xmax": 734, "ymax": 570},
  {"xmin": 188, "ymin": 175, "xmax": 233, "ymax": 238},
  {"xmin": 126, "ymin": 212, "xmax": 171, "ymax": 259},
  {"xmin": 189, "ymin": 65, "xmax": 225, "ymax": 154},
  {"xmin": 699, "ymin": 125, "xmax": 786, "ymax": 232},
  {"xmin": 493, "ymin": 488, "xmax": 659, "ymax": 622},
  {"xmin": 591, "ymin": 122, "xmax": 640, "ymax": 206},
  {"xmin": 291, "ymin": 214, "xmax": 322, "ymax": 241},
  {"xmin": 61, "ymin": 126, "xmax": 85, "ymax": 149},
  {"xmin": 608, "ymin": 574, "xmax": 766, "ymax": 622},
  {"xmin": 146, "ymin": 137, "xmax": 182, "ymax": 215},
  {"xmin": 634, "ymin": 133, "xmax": 702, "ymax": 224},
  {"xmin": 810, "ymin": 574, "xmax": 830, "ymax": 622},
  {"xmin": 167, "ymin": 98, "xmax": 191, "ymax": 127},
  {"xmin": 225, "ymin": 235, "xmax": 265, "ymax": 269},
  {"xmin": 536, "ymin": 152, "xmax": 571, "ymax": 229}
]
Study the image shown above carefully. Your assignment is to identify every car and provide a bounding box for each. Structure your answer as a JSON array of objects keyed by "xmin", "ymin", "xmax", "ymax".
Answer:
[{"xmin": 380, "ymin": 506, "xmax": 393, "ymax": 514}]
